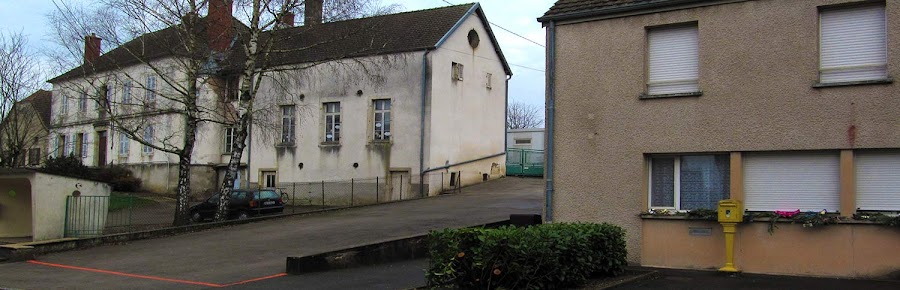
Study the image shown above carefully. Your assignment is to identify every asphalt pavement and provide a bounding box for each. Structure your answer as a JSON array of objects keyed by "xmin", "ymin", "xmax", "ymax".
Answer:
[{"xmin": 0, "ymin": 177, "xmax": 543, "ymax": 289}]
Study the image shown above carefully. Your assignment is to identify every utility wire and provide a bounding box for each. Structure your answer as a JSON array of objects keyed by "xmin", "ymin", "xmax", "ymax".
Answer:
[{"xmin": 439, "ymin": 0, "xmax": 545, "ymax": 48}]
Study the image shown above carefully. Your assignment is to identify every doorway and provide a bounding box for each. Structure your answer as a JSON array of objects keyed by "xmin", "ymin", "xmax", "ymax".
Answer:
[{"xmin": 96, "ymin": 131, "xmax": 108, "ymax": 167}]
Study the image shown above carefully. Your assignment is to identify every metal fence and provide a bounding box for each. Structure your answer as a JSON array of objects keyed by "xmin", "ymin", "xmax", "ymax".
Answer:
[
  {"xmin": 63, "ymin": 171, "xmax": 483, "ymax": 238},
  {"xmin": 506, "ymin": 148, "xmax": 544, "ymax": 177}
]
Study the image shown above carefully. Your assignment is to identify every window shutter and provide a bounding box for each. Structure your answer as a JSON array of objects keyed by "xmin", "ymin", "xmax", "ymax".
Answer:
[
  {"xmin": 744, "ymin": 153, "xmax": 840, "ymax": 212},
  {"xmin": 648, "ymin": 25, "xmax": 699, "ymax": 95},
  {"xmin": 855, "ymin": 152, "xmax": 900, "ymax": 211},
  {"xmin": 820, "ymin": 5, "xmax": 887, "ymax": 83}
]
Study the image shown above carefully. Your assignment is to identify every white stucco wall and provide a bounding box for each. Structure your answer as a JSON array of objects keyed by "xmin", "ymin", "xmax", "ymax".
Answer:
[
  {"xmin": 425, "ymin": 13, "xmax": 508, "ymax": 193},
  {"xmin": 247, "ymin": 52, "xmax": 425, "ymax": 186}
]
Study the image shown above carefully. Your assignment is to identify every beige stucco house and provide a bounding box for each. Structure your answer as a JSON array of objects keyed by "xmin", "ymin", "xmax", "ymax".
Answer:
[
  {"xmin": 48, "ymin": 1, "xmax": 511, "ymax": 199},
  {"xmin": 540, "ymin": 0, "xmax": 899, "ymax": 278},
  {"xmin": 0, "ymin": 90, "xmax": 51, "ymax": 168}
]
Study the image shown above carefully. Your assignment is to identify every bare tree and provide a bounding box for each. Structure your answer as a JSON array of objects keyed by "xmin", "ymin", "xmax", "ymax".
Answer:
[
  {"xmin": 214, "ymin": 0, "xmax": 400, "ymax": 221},
  {"xmin": 0, "ymin": 32, "xmax": 46, "ymax": 168},
  {"xmin": 507, "ymin": 101, "xmax": 542, "ymax": 129}
]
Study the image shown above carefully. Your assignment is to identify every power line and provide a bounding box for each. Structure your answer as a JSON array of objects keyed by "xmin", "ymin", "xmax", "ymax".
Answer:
[
  {"xmin": 437, "ymin": 46, "xmax": 545, "ymax": 73},
  {"xmin": 439, "ymin": 0, "xmax": 545, "ymax": 48}
]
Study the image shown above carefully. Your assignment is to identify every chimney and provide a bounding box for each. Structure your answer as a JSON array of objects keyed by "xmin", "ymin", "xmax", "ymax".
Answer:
[
  {"xmin": 84, "ymin": 34, "xmax": 102, "ymax": 65},
  {"xmin": 305, "ymin": 0, "xmax": 323, "ymax": 26},
  {"xmin": 277, "ymin": 11, "xmax": 295, "ymax": 28},
  {"xmin": 207, "ymin": 0, "xmax": 234, "ymax": 52}
]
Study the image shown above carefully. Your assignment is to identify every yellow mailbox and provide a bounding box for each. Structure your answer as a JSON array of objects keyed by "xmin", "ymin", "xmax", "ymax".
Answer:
[{"xmin": 717, "ymin": 199, "xmax": 744, "ymax": 223}]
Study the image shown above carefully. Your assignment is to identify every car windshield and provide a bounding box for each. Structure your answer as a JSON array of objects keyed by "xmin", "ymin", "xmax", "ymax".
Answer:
[{"xmin": 207, "ymin": 194, "xmax": 220, "ymax": 203}]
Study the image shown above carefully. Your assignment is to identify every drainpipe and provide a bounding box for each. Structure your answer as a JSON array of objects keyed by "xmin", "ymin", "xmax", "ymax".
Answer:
[
  {"xmin": 505, "ymin": 76, "xmax": 511, "ymax": 151},
  {"xmin": 544, "ymin": 21, "xmax": 557, "ymax": 222},
  {"xmin": 419, "ymin": 49, "xmax": 433, "ymax": 197}
]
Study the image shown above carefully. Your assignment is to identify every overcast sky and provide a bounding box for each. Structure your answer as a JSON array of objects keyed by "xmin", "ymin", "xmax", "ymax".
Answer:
[{"xmin": 0, "ymin": 0, "xmax": 553, "ymax": 113}]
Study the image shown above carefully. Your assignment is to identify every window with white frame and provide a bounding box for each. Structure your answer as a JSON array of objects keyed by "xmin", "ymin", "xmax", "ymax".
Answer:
[
  {"xmin": 819, "ymin": 4, "xmax": 887, "ymax": 84},
  {"xmin": 123, "ymin": 81, "xmax": 132, "ymax": 104},
  {"xmin": 66, "ymin": 134, "xmax": 75, "ymax": 156},
  {"xmin": 281, "ymin": 105, "xmax": 295, "ymax": 144},
  {"xmin": 324, "ymin": 102, "xmax": 341, "ymax": 142},
  {"xmin": 61, "ymin": 95, "xmax": 68, "ymax": 116},
  {"xmin": 373, "ymin": 99, "xmax": 391, "ymax": 141},
  {"xmin": 118, "ymin": 130, "xmax": 130, "ymax": 156},
  {"xmin": 647, "ymin": 24, "xmax": 700, "ymax": 95},
  {"xmin": 28, "ymin": 148, "xmax": 40, "ymax": 165},
  {"xmin": 78, "ymin": 133, "xmax": 87, "ymax": 158},
  {"xmin": 649, "ymin": 155, "xmax": 730, "ymax": 210},
  {"xmin": 224, "ymin": 127, "xmax": 236, "ymax": 153},
  {"xmin": 744, "ymin": 153, "xmax": 840, "ymax": 212},
  {"xmin": 56, "ymin": 135, "xmax": 66, "ymax": 157},
  {"xmin": 146, "ymin": 75, "xmax": 157, "ymax": 102},
  {"xmin": 142, "ymin": 126, "xmax": 154, "ymax": 154}
]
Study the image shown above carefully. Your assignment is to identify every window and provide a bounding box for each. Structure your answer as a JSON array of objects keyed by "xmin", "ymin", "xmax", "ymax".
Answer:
[
  {"xmin": 515, "ymin": 139, "xmax": 532, "ymax": 145},
  {"xmin": 819, "ymin": 4, "xmax": 887, "ymax": 84},
  {"xmin": 649, "ymin": 155, "xmax": 730, "ymax": 210},
  {"xmin": 452, "ymin": 62, "xmax": 464, "ymax": 81},
  {"xmin": 142, "ymin": 126, "xmax": 154, "ymax": 154},
  {"xmin": 66, "ymin": 134, "xmax": 75, "ymax": 156},
  {"xmin": 118, "ymin": 131, "xmax": 130, "ymax": 156},
  {"xmin": 281, "ymin": 105, "xmax": 296, "ymax": 144},
  {"xmin": 855, "ymin": 152, "xmax": 900, "ymax": 211},
  {"xmin": 647, "ymin": 24, "xmax": 700, "ymax": 95},
  {"xmin": 224, "ymin": 127, "xmax": 236, "ymax": 153},
  {"xmin": 28, "ymin": 148, "xmax": 40, "ymax": 165},
  {"xmin": 76, "ymin": 133, "xmax": 87, "ymax": 158},
  {"xmin": 262, "ymin": 172, "xmax": 277, "ymax": 188},
  {"xmin": 56, "ymin": 135, "xmax": 66, "ymax": 157},
  {"xmin": 123, "ymin": 81, "xmax": 132, "ymax": 104},
  {"xmin": 79, "ymin": 92, "xmax": 88, "ymax": 112},
  {"xmin": 485, "ymin": 73, "xmax": 493, "ymax": 89},
  {"xmin": 61, "ymin": 95, "xmax": 68, "ymax": 115},
  {"xmin": 373, "ymin": 99, "xmax": 391, "ymax": 141},
  {"xmin": 744, "ymin": 153, "xmax": 840, "ymax": 212},
  {"xmin": 146, "ymin": 75, "xmax": 157, "ymax": 101},
  {"xmin": 324, "ymin": 102, "xmax": 341, "ymax": 142}
]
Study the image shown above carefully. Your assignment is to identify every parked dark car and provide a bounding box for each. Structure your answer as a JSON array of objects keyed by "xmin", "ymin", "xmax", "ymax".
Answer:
[{"xmin": 190, "ymin": 189, "xmax": 284, "ymax": 222}]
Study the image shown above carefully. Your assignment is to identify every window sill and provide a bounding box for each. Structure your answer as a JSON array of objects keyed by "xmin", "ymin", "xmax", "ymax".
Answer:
[
  {"xmin": 639, "ymin": 91, "xmax": 703, "ymax": 100},
  {"xmin": 318, "ymin": 142, "xmax": 341, "ymax": 148},
  {"xmin": 639, "ymin": 214, "xmax": 887, "ymax": 226},
  {"xmin": 368, "ymin": 140, "xmax": 392, "ymax": 146},
  {"xmin": 813, "ymin": 78, "xmax": 893, "ymax": 88},
  {"xmin": 275, "ymin": 142, "xmax": 295, "ymax": 148}
]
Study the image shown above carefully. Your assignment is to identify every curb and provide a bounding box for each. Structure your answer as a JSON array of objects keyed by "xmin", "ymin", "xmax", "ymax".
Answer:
[{"xmin": 285, "ymin": 220, "xmax": 512, "ymax": 275}]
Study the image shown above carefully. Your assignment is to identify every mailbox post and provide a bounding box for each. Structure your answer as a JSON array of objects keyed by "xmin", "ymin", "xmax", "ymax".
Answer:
[{"xmin": 717, "ymin": 199, "xmax": 743, "ymax": 273}]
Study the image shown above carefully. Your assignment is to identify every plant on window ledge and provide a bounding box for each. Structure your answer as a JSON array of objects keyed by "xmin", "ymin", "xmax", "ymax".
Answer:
[
  {"xmin": 640, "ymin": 208, "xmax": 717, "ymax": 220},
  {"xmin": 792, "ymin": 210, "xmax": 842, "ymax": 228},
  {"xmin": 852, "ymin": 212, "xmax": 900, "ymax": 227}
]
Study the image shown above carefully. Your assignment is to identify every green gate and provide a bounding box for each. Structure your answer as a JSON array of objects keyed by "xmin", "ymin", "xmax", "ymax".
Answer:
[{"xmin": 506, "ymin": 148, "xmax": 544, "ymax": 177}]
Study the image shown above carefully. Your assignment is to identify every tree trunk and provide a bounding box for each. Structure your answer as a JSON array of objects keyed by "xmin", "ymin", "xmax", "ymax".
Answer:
[
  {"xmin": 215, "ymin": 112, "xmax": 250, "ymax": 221},
  {"xmin": 172, "ymin": 112, "xmax": 198, "ymax": 226}
]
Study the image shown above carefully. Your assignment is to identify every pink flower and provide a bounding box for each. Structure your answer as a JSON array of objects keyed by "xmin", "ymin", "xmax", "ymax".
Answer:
[{"xmin": 775, "ymin": 210, "xmax": 801, "ymax": 218}]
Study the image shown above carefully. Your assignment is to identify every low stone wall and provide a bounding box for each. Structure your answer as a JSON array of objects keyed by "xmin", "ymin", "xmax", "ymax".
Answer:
[{"xmin": 124, "ymin": 163, "xmax": 216, "ymax": 196}]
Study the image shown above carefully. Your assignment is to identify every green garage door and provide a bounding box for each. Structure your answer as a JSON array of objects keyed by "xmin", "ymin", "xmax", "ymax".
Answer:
[{"xmin": 507, "ymin": 148, "xmax": 544, "ymax": 177}]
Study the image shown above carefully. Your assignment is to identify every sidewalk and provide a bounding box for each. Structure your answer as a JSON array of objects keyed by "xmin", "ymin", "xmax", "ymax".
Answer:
[{"xmin": 612, "ymin": 267, "xmax": 900, "ymax": 290}]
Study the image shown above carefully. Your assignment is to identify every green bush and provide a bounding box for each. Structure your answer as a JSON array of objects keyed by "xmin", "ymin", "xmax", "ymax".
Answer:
[
  {"xmin": 41, "ymin": 156, "xmax": 91, "ymax": 179},
  {"xmin": 96, "ymin": 165, "xmax": 143, "ymax": 192},
  {"xmin": 427, "ymin": 222, "xmax": 627, "ymax": 289}
]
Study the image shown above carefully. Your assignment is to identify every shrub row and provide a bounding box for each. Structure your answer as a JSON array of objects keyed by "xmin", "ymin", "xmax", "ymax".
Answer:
[
  {"xmin": 40, "ymin": 156, "xmax": 142, "ymax": 192},
  {"xmin": 427, "ymin": 222, "xmax": 627, "ymax": 289}
]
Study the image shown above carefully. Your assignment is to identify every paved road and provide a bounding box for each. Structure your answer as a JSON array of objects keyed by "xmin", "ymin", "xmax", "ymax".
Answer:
[{"xmin": 0, "ymin": 177, "xmax": 542, "ymax": 289}]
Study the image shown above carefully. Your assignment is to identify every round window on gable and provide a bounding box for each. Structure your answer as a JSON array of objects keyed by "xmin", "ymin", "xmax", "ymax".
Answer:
[{"xmin": 467, "ymin": 29, "xmax": 480, "ymax": 49}]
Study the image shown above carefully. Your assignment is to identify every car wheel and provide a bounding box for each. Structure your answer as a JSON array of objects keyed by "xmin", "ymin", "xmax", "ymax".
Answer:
[
  {"xmin": 237, "ymin": 211, "xmax": 249, "ymax": 220},
  {"xmin": 190, "ymin": 211, "xmax": 202, "ymax": 223}
]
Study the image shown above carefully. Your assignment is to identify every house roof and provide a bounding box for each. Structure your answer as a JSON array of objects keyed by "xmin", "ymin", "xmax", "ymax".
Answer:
[
  {"xmin": 50, "ymin": 3, "xmax": 512, "ymax": 83},
  {"xmin": 538, "ymin": 0, "xmax": 714, "ymax": 22},
  {"xmin": 20, "ymin": 90, "xmax": 52, "ymax": 128}
]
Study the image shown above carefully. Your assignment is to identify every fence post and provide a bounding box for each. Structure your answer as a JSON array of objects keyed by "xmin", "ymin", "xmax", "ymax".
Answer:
[
  {"xmin": 399, "ymin": 174, "xmax": 403, "ymax": 200},
  {"xmin": 64, "ymin": 197, "xmax": 70, "ymax": 238},
  {"xmin": 321, "ymin": 180, "xmax": 326, "ymax": 209},
  {"xmin": 351, "ymin": 178, "xmax": 354, "ymax": 207},
  {"xmin": 441, "ymin": 173, "xmax": 444, "ymax": 194},
  {"xmin": 376, "ymin": 176, "xmax": 379, "ymax": 203},
  {"xmin": 128, "ymin": 195, "xmax": 134, "ymax": 232},
  {"xmin": 457, "ymin": 171, "xmax": 462, "ymax": 193},
  {"xmin": 292, "ymin": 182, "xmax": 297, "ymax": 213}
]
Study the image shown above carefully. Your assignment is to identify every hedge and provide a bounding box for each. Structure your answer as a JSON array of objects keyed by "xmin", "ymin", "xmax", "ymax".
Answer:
[{"xmin": 427, "ymin": 222, "xmax": 627, "ymax": 289}]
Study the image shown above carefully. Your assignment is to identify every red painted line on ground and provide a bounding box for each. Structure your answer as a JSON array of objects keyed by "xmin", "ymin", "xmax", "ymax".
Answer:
[
  {"xmin": 221, "ymin": 272, "xmax": 288, "ymax": 287},
  {"xmin": 27, "ymin": 260, "xmax": 287, "ymax": 288}
]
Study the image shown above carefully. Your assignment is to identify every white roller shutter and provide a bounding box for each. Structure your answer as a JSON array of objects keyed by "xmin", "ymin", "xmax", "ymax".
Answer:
[
  {"xmin": 744, "ymin": 153, "xmax": 840, "ymax": 212},
  {"xmin": 820, "ymin": 4, "xmax": 887, "ymax": 83},
  {"xmin": 856, "ymin": 152, "xmax": 900, "ymax": 211},
  {"xmin": 648, "ymin": 25, "xmax": 699, "ymax": 95}
]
